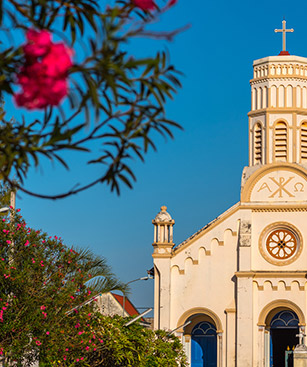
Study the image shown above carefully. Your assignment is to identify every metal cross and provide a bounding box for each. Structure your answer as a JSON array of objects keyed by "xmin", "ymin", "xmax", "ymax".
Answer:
[
  {"xmin": 296, "ymin": 332, "xmax": 306, "ymax": 345},
  {"xmin": 274, "ymin": 19, "xmax": 294, "ymax": 52}
]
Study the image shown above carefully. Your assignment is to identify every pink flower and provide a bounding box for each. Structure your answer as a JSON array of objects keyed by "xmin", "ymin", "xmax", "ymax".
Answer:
[
  {"xmin": 23, "ymin": 29, "xmax": 51, "ymax": 58},
  {"xmin": 42, "ymin": 44, "xmax": 73, "ymax": 78},
  {"xmin": 46, "ymin": 331, "xmax": 50, "ymax": 335},
  {"xmin": 40, "ymin": 305, "xmax": 46, "ymax": 310},
  {"xmin": 6, "ymin": 240, "xmax": 11, "ymax": 244},
  {"xmin": 15, "ymin": 29, "xmax": 73, "ymax": 110},
  {"xmin": 36, "ymin": 340, "xmax": 41, "ymax": 346},
  {"xmin": 132, "ymin": 0, "xmax": 156, "ymax": 10},
  {"xmin": 24, "ymin": 240, "xmax": 29, "ymax": 246}
]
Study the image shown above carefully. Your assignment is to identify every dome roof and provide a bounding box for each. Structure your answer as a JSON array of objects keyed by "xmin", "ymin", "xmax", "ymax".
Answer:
[{"xmin": 154, "ymin": 206, "xmax": 173, "ymax": 222}]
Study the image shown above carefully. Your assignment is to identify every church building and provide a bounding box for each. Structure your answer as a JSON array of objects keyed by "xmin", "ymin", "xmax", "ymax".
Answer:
[{"xmin": 151, "ymin": 21, "xmax": 307, "ymax": 367}]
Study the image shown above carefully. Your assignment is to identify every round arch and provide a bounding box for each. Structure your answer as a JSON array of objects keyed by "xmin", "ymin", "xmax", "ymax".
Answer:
[
  {"xmin": 258, "ymin": 299, "xmax": 306, "ymax": 327},
  {"xmin": 177, "ymin": 307, "xmax": 223, "ymax": 333},
  {"xmin": 272, "ymin": 118, "xmax": 290, "ymax": 129}
]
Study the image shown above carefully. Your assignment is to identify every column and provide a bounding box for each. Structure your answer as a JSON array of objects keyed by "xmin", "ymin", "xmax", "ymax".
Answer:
[
  {"xmin": 184, "ymin": 334, "xmax": 191, "ymax": 366},
  {"xmin": 258, "ymin": 326, "xmax": 265, "ymax": 367},
  {"xmin": 226, "ymin": 309, "xmax": 236, "ymax": 367},
  {"xmin": 217, "ymin": 333, "xmax": 223, "ymax": 367},
  {"xmin": 237, "ymin": 276, "xmax": 253, "ymax": 367}
]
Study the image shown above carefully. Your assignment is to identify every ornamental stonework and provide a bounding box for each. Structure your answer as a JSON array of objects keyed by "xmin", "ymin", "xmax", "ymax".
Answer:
[
  {"xmin": 266, "ymin": 229, "xmax": 297, "ymax": 260},
  {"xmin": 259, "ymin": 222, "xmax": 303, "ymax": 266}
]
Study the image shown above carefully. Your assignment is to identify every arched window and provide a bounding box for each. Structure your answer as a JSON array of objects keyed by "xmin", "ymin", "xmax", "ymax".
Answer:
[
  {"xmin": 301, "ymin": 122, "xmax": 307, "ymax": 161},
  {"xmin": 274, "ymin": 122, "xmax": 287, "ymax": 161},
  {"xmin": 254, "ymin": 123, "xmax": 263, "ymax": 164}
]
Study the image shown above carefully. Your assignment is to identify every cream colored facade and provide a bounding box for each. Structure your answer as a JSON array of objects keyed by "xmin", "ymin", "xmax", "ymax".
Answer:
[{"xmin": 152, "ymin": 53, "xmax": 307, "ymax": 367}]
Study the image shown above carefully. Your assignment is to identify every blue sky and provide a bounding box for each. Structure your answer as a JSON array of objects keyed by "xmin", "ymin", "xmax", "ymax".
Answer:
[{"xmin": 6, "ymin": 0, "xmax": 307, "ymax": 311}]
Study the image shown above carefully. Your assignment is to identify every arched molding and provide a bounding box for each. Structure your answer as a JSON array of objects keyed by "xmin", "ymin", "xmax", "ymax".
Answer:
[
  {"xmin": 171, "ymin": 265, "xmax": 180, "ymax": 273},
  {"xmin": 263, "ymin": 280, "xmax": 274, "ymax": 290},
  {"xmin": 223, "ymin": 228, "xmax": 235, "ymax": 243},
  {"xmin": 177, "ymin": 307, "xmax": 223, "ymax": 333},
  {"xmin": 272, "ymin": 118, "xmax": 290, "ymax": 129},
  {"xmin": 211, "ymin": 237, "xmax": 221, "ymax": 247},
  {"xmin": 277, "ymin": 281, "xmax": 287, "ymax": 290},
  {"xmin": 241, "ymin": 163, "xmax": 307, "ymax": 202},
  {"xmin": 253, "ymin": 120, "xmax": 263, "ymax": 129},
  {"xmin": 258, "ymin": 299, "xmax": 306, "ymax": 327},
  {"xmin": 291, "ymin": 280, "xmax": 304, "ymax": 291},
  {"xmin": 184, "ymin": 257, "xmax": 194, "ymax": 268},
  {"xmin": 198, "ymin": 246, "xmax": 211, "ymax": 257}
]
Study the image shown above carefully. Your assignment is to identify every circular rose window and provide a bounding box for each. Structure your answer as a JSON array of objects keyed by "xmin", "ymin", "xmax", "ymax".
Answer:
[
  {"xmin": 266, "ymin": 229, "xmax": 297, "ymax": 259},
  {"xmin": 259, "ymin": 223, "xmax": 303, "ymax": 266}
]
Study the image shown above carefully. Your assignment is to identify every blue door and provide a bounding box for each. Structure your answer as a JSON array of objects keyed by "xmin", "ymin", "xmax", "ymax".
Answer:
[{"xmin": 191, "ymin": 321, "xmax": 217, "ymax": 367}]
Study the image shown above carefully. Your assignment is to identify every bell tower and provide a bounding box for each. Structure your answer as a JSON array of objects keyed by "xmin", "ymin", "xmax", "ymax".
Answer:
[{"xmin": 248, "ymin": 20, "xmax": 307, "ymax": 168}]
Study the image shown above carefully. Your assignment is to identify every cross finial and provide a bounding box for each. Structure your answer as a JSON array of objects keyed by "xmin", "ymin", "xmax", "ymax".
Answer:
[{"xmin": 274, "ymin": 19, "xmax": 294, "ymax": 55}]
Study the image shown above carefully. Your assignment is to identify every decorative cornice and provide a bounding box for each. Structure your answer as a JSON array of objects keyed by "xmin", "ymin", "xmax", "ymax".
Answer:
[
  {"xmin": 248, "ymin": 108, "xmax": 307, "ymax": 117},
  {"xmin": 235, "ymin": 271, "xmax": 307, "ymax": 278},
  {"xmin": 252, "ymin": 207, "xmax": 307, "ymax": 212},
  {"xmin": 251, "ymin": 76, "xmax": 307, "ymax": 84}
]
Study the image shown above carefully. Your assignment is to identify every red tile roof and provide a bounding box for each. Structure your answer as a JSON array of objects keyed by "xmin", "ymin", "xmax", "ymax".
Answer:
[{"xmin": 112, "ymin": 293, "xmax": 140, "ymax": 317}]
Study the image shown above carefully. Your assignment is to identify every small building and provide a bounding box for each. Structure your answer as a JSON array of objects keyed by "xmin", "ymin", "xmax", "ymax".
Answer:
[{"xmin": 97, "ymin": 292, "xmax": 140, "ymax": 318}]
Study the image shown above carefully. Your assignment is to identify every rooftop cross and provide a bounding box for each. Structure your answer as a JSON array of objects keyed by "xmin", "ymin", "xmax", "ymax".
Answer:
[{"xmin": 274, "ymin": 19, "xmax": 294, "ymax": 53}]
